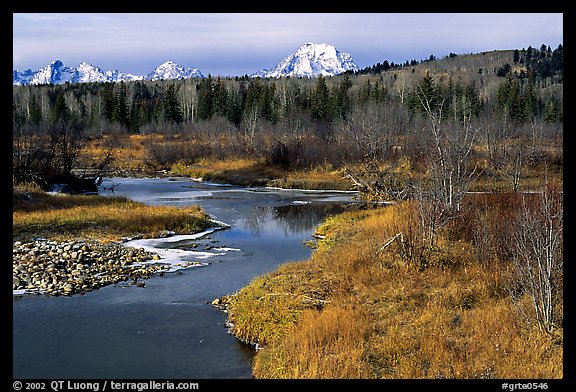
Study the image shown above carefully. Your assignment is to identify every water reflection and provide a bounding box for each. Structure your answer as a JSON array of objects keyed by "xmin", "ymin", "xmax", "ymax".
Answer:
[{"xmin": 243, "ymin": 203, "xmax": 364, "ymax": 236}]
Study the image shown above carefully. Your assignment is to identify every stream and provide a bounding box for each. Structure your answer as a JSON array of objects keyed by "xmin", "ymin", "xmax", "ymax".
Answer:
[{"xmin": 12, "ymin": 177, "xmax": 358, "ymax": 379}]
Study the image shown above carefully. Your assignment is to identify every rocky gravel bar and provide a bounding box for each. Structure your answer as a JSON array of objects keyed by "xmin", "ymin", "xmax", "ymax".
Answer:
[{"xmin": 13, "ymin": 239, "xmax": 170, "ymax": 296}]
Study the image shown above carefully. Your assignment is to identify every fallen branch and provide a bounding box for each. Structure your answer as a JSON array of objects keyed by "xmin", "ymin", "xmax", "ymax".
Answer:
[{"xmin": 378, "ymin": 233, "xmax": 403, "ymax": 254}]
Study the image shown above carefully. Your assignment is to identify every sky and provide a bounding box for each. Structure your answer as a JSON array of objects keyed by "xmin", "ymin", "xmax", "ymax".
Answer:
[{"xmin": 13, "ymin": 13, "xmax": 564, "ymax": 77}]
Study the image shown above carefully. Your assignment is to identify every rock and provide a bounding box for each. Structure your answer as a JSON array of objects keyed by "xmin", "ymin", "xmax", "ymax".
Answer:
[
  {"xmin": 211, "ymin": 298, "xmax": 221, "ymax": 306},
  {"xmin": 152, "ymin": 254, "xmax": 161, "ymax": 260},
  {"xmin": 12, "ymin": 239, "xmax": 164, "ymax": 297}
]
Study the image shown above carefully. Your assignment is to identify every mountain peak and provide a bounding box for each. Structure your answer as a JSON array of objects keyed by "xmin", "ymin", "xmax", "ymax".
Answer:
[
  {"xmin": 148, "ymin": 61, "xmax": 204, "ymax": 80},
  {"xmin": 253, "ymin": 42, "xmax": 357, "ymax": 78}
]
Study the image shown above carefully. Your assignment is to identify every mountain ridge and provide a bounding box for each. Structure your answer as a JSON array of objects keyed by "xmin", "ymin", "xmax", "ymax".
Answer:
[
  {"xmin": 13, "ymin": 60, "xmax": 204, "ymax": 86},
  {"xmin": 13, "ymin": 42, "xmax": 358, "ymax": 85}
]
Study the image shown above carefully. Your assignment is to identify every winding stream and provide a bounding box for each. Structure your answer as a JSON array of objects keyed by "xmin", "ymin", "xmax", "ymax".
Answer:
[{"xmin": 13, "ymin": 177, "xmax": 357, "ymax": 379}]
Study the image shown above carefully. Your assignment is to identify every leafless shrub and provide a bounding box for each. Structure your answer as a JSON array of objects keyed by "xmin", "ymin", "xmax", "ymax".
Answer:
[{"xmin": 509, "ymin": 181, "xmax": 563, "ymax": 333}]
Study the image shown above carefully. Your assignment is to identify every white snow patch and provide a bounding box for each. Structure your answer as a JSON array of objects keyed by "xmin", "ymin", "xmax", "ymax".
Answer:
[{"xmin": 121, "ymin": 222, "xmax": 236, "ymax": 272}]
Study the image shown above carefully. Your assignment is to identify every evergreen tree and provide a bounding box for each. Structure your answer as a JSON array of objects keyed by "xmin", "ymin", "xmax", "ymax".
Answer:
[
  {"xmin": 112, "ymin": 82, "xmax": 129, "ymax": 128},
  {"xmin": 197, "ymin": 75, "xmax": 214, "ymax": 120},
  {"xmin": 226, "ymin": 88, "xmax": 243, "ymax": 126},
  {"xmin": 359, "ymin": 79, "xmax": 373, "ymax": 104},
  {"xmin": 50, "ymin": 89, "xmax": 69, "ymax": 125},
  {"xmin": 259, "ymin": 83, "xmax": 275, "ymax": 123},
  {"xmin": 539, "ymin": 44, "xmax": 548, "ymax": 58},
  {"xmin": 330, "ymin": 73, "xmax": 352, "ymax": 120},
  {"xmin": 163, "ymin": 84, "xmax": 183, "ymax": 124},
  {"xmin": 525, "ymin": 46, "xmax": 534, "ymax": 67},
  {"xmin": 129, "ymin": 101, "xmax": 143, "ymax": 133},
  {"xmin": 244, "ymin": 79, "xmax": 263, "ymax": 120},
  {"xmin": 543, "ymin": 99, "xmax": 562, "ymax": 123},
  {"xmin": 212, "ymin": 77, "xmax": 228, "ymax": 118},
  {"xmin": 513, "ymin": 49, "xmax": 520, "ymax": 64},
  {"xmin": 101, "ymin": 83, "xmax": 115, "ymax": 122},
  {"xmin": 523, "ymin": 73, "xmax": 537, "ymax": 120},
  {"xmin": 464, "ymin": 84, "xmax": 481, "ymax": 117},
  {"xmin": 409, "ymin": 72, "xmax": 441, "ymax": 115},
  {"xmin": 311, "ymin": 75, "xmax": 330, "ymax": 120},
  {"xmin": 28, "ymin": 94, "xmax": 43, "ymax": 126},
  {"xmin": 551, "ymin": 44, "xmax": 563, "ymax": 75},
  {"xmin": 496, "ymin": 74, "xmax": 525, "ymax": 123}
]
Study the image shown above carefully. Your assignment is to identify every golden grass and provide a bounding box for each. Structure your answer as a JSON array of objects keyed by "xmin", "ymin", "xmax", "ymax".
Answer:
[
  {"xmin": 171, "ymin": 158, "xmax": 352, "ymax": 190},
  {"xmin": 253, "ymin": 305, "xmax": 373, "ymax": 379},
  {"xmin": 172, "ymin": 158, "xmax": 262, "ymax": 180},
  {"xmin": 227, "ymin": 202, "xmax": 563, "ymax": 379},
  {"xmin": 13, "ymin": 186, "xmax": 212, "ymax": 242}
]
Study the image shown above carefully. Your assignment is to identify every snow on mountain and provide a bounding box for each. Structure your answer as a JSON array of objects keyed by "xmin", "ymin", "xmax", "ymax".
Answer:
[
  {"xmin": 104, "ymin": 70, "xmax": 145, "ymax": 82},
  {"xmin": 22, "ymin": 60, "xmax": 77, "ymax": 85},
  {"xmin": 253, "ymin": 42, "xmax": 358, "ymax": 78},
  {"xmin": 13, "ymin": 69, "xmax": 36, "ymax": 86},
  {"xmin": 13, "ymin": 60, "xmax": 203, "ymax": 86},
  {"xmin": 147, "ymin": 61, "xmax": 204, "ymax": 80},
  {"xmin": 76, "ymin": 62, "xmax": 108, "ymax": 83}
]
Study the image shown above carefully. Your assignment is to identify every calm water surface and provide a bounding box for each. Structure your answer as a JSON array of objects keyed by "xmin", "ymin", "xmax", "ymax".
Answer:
[{"xmin": 13, "ymin": 177, "xmax": 357, "ymax": 379}]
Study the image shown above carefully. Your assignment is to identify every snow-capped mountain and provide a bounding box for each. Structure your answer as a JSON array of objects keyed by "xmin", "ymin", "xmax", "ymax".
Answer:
[
  {"xmin": 13, "ymin": 60, "xmax": 203, "ymax": 86},
  {"xmin": 18, "ymin": 60, "xmax": 77, "ymax": 85},
  {"xmin": 253, "ymin": 42, "xmax": 358, "ymax": 78},
  {"xmin": 147, "ymin": 61, "xmax": 204, "ymax": 81}
]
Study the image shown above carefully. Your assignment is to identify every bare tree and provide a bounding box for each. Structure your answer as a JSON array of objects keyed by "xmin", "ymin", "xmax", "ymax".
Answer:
[
  {"xmin": 343, "ymin": 102, "xmax": 393, "ymax": 162},
  {"xmin": 343, "ymin": 159, "xmax": 414, "ymax": 201},
  {"xmin": 510, "ymin": 180, "xmax": 563, "ymax": 333},
  {"xmin": 340, "ymin": 99, "xmax": 413, "ymax": 200},
  {"xmin": 414, "ymin": 80, "xmax": 481, "ymax": 245},
  {"xmin": 13, "ymin": 123, "xmax": 55, "ymax": 187},
  {"xmin": 242, "ymin": 106, "xmax": 260, "ymax": 153},
  {"xmin": 494, "ymin": 141, "xmax": 524, "ymax": 192}
]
